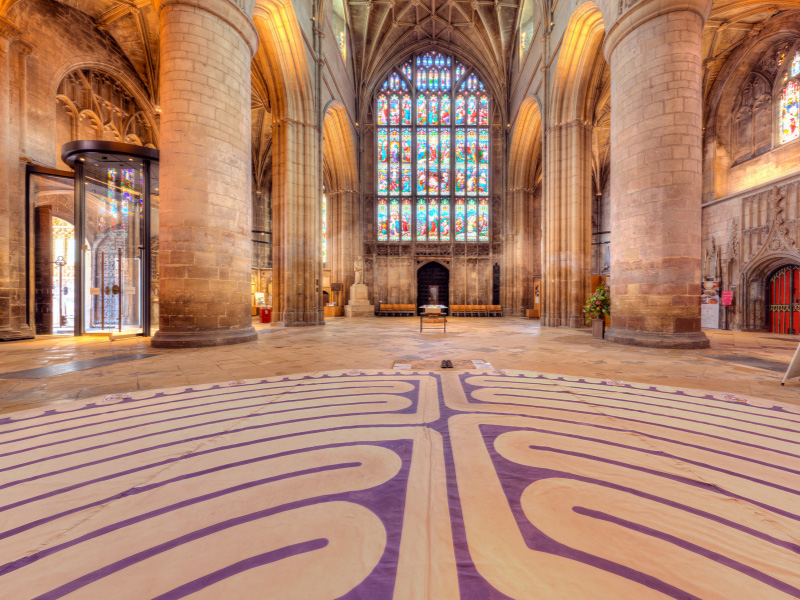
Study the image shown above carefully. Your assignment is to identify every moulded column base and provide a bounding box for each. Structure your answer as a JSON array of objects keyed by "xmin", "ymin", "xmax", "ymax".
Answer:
[
  {"xmin": 605, "ymin": 328, "xmax": 710, "ymax": 349},
  {"xmin": 0, "ymin": 325, "xmax": 35, "ymax": 342},
  {"xmin": 151, "ymin": 326, "xmax": 258, "ymax": 348},
  {"xmin": 541, "ymin": 316, "xmax": 586, "ymax": 328},
  {"xmin": 273, "ymin": 310, "xmax": 326, "ymax": 327}
]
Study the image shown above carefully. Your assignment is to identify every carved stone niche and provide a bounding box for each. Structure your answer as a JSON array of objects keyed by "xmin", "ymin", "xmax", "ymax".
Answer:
[
  {"xmin": 753, "ymin": 94, "xmax": 772, "ymax": 156},
  {"xmin": 733, "ymin": 106, "xmax": 753, "ymax": 164},
  {"xmin": 731, "ymin": 72, "xmax": 775, "ymax": 166}
]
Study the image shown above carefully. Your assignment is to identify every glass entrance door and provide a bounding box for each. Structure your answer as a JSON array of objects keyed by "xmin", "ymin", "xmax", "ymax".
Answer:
[
  {"xmin": 62, "ymin": 141, "xmax": 159, "ymax": 338},
  {"xmin": 27, "ymin": 169, "xmax": 75, "ymax": 335},
  {"xmin": 82, "ymin": 160, "xmax": 146, "ymax": 335}
]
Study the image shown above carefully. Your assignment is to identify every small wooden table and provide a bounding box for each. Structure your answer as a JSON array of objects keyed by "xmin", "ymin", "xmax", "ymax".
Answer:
[
  {"xmin": 324, "ymin": 305, "xmax": 344, "ymax": 317},
  {"xmin": 420, "ymin": 307, "xmax": 447, "ymax": 332}
]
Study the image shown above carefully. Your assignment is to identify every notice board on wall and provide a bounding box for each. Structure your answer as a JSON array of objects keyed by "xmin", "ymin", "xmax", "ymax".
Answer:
[
  {"xmin": 721, "ymin": 291, "xmax": 733, "ymax": 306},
  {"xmin": 701, "ymin": 281, "xmax": 720, "ymax": 329}
]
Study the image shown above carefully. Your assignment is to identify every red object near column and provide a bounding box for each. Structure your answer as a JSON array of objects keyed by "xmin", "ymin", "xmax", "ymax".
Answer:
[
  {"xmin": 260, "ymin": 308, "xmax": 271, "ymax": 324},
  {"xmin": 768, "ymin": 266, "xmax": 800, "ymax": 333}
]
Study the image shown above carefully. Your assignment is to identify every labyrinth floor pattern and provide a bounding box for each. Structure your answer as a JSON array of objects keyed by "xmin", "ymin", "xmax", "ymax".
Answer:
[{"xmin": 1, "ymin": 370, "xmax": 800, "ymax": 599}]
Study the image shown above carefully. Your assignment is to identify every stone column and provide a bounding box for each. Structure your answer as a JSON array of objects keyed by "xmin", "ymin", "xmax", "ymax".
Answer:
[
  {"xmin": 542, "ymin": 120, "xmax": 593, "ymax": 327},
  {"xmin": 0, "ymin": 19, "xmax": 33, "ymax": 340},
  {"xmin": 328, "ymin": 189, "xmax": 359, "ymax": 305},
  {"xmin": 271, "ymin": 118, "xmax": 325, "ymax": 326},
  {"xmin": 151, "ymin": 0, "xmax": 258, "ymax": 348},
  {"xmin": 502, "ymin": 188, "xmax": 536, "ymax": 316},
  {"xmin": 0, "ymin": 29, "xmax": 13, "ymax": 337},
  {"xmin": 603, "ymin": 0, "xmax": 711, "ymax": 348}
]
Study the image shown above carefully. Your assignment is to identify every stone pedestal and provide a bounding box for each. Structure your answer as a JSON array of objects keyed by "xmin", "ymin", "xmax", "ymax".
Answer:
[
  {"xmin": 603, "ymin": 0, "xmax": 711, "ymax": 349},
  {"xmin": 345, "ymin": 283, "xmax": 374, "ymax": 317},
  {"xmin": 151, "ymin": 0, "xmax": 258, "ymax": 348}
]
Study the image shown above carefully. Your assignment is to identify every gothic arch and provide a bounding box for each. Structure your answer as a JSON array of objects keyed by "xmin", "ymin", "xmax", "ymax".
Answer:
[
  {"xmin": 253, "ymin": 0, "xmax": 315, "ymax": 124},
  {"xmin": 322, "ymin": 101, "xmax": 359, "ymax": 301},
  {"xmin": 322, "ymin": 101, "xmax": 357, "ymax": 192},
  {"xmin": 509, "ymin": 96, "xmax": 542, "ymax": 191},
  {"xmin": 360, "ymin": 46, "xmax": 506, "ymax": 130},
  {"xmin": 54, "ymin": 64, "xmax": 159, "ymax": 149},
  {"xmin": 549, "ymin": 2, "xmax": 606, "ymax": 125},
  {"xmin": 255, "ymin": 0, "xmax": 323, "ymax": 326},
  {"xmin": 542, "ymin": 2, "xmax": 607, "ymax": 328},
  {"xmin": 504, "ymin": 96, "xmax": 543, "ymax": 315},
  {"xmin": 740, "ymin": 252, "xmax": 800, "ymax": 330},
  {"xmin": 704, "ymin": 15, "xmax": 800, "ymax": 199}
]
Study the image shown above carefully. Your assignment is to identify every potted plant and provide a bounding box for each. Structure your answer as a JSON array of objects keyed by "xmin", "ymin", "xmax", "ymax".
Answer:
[{"xmin": 583, "ymin": 285, "xmax": 610, "ymax": 339}]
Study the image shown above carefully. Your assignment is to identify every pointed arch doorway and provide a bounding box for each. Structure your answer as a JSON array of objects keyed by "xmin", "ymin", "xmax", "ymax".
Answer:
[{"xmin": 417, "ymin": 262, "xmax": 449, "ymax": 312}]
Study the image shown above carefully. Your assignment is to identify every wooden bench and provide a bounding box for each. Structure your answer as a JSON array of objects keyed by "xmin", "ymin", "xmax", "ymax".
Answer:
[
  {"xmin": 449, "ymin": 304, "xmax": 502, "ymax": 316},
  {"xmin": 378, "ymin": 303, "xmax": 415, "ymax": 316}
]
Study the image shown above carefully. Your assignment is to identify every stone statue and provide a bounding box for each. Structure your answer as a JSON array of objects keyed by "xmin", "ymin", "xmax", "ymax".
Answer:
[
  {"xmin": 346, "ymin": 255, "xmax": 374, "ymax": 317},
  {"xmin": 354, "ymin": 255, "xmax": 365, "ymax": 285}
]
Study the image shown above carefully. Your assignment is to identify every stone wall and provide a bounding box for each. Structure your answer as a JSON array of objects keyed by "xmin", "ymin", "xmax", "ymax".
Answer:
[
  {"xmin": 0, "ymin": 0, "xmax": 151, "ymax": 340},
  {"xmin": 702, "ymin": 171, "xmax": 800, "ymax": 330}
]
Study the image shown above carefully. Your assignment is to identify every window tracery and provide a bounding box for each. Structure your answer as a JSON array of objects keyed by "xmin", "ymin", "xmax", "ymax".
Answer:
[
  {"xmin": 779, "ymin": 48, "xmax": 800, "ymax": 145},
  {"xmin": 56, "ymin": 68, "xmax": 156, "ymax": 148},
  {"xmin": 375, "ymin": 51, "xmax": 490, "ymax": 244}
]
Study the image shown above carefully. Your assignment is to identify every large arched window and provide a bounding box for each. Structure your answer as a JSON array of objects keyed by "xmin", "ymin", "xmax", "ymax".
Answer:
[
  {"xmin": 376, "ymin": 51, "xmax": 490, "ymax": 243},
  {"xmin": 331, "ymin": 0, "xmax": 347, "ymax": 62},
  {"xmin": 519, "ymin": 0, "xmax": 535, "ymax": 60},
  {"xmin": 779, "ymin": 45, "xmax": 800, "ymax": 145}
]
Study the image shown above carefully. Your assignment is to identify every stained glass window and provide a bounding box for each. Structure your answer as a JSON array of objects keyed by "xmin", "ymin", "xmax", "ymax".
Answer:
[
  {"xmin": 338, "ymin": 32, "xmax": 346, "ymax": 62},
  {"xmin": 780, "ymin": 81, "xmax": 799, "ymax": 145},
  {"xmin": 777, "ymin": 44, "xmax": 789, "ymax": 68},
  {"xmin": 519, "ymin": 0, "xmax": 534, "ymax": 61},
  {"xmin": 332, "ymin": 0, "xmax": 347, "ymax": 63},
  {"xmin": 376, "ymin": 52, "xmax": 490, "ymax": 243},
  {"xmin": 779, "ymin": 49, "xmax": 800, "ymax": 146}
]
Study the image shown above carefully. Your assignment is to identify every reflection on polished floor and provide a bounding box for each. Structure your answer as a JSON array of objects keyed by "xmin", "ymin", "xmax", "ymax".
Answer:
[
  {"xmin": 1, "ymin": 317, "xmax": 799, "ymax": 415},
  {"xmin": 1, "ymin": 369, "xmax": 799, "ymax": 599}
]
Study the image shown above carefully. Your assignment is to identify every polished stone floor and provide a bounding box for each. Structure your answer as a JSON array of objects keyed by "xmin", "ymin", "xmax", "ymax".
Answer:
[
  {"xmin": 0, "ymin": 317, "xmax": 799, "ymax": 415},
  {"xmin": 1, "ymin": 370, "xmax": 799, "ymax": 599}
]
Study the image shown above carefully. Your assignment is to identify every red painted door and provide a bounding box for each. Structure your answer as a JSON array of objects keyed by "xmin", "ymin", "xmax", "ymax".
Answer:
[{"xmin": 768, "ymin": 266, "xmax": 800, "ymax": 333}]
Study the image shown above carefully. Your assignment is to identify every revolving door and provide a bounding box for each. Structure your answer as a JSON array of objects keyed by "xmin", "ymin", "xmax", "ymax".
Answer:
[{"xmin": 62, "ymin": 141, "xmax": 160, "ymax": 337}]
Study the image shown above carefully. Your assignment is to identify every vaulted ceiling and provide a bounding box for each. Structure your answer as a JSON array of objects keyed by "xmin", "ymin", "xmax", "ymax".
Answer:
[
  {"xmin": 348, "ymin": 0, "xmax": 522, "ymax": 99},
  {"xmin": 1, "ymin": 0, "xmax": 160, "ymax": 100},
  {"xmin": 702, "ymin": 2, "xmax": 800, "ymax": 107}
]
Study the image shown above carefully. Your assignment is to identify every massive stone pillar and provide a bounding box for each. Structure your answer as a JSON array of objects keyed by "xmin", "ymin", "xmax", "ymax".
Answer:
[
  {"xmin": 0, "ymin": 27, "xmax": 13, "ymax": 338},
  {"xmin": 271, "ymin": 119, "xmax": 325, "ymax": 326},
  {"xmin": 603, "ymin": 0, "xmax": 711, "ymax": 348},
  {"xmin": 502, "ymin": 188, "xmax": 536, "ymax": 316},
  {"xmin": 0, "ymin": 19, "xmax": 33, "ymax": 341},
  {"xmin": 151, "ymin": 0, "xmax": 258, "ymax": 348},
  {"xmin": 328, "ymin": 189, "xmax": 359, "ymax": 305},
  {"xmin": 542, "ymin": 120, "xmax": 593, "ymax": 327}
]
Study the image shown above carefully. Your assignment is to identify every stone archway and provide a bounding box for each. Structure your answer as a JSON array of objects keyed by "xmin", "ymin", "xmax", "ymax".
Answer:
[
  {"xmin": 543, "ymin": 1, "xmax": 606, "ymax": 328},
  {"xmin": 740, "ymin": 252, "xmax": 800, "ymax": 331},
  {"xmin": 322, "ymin": 101, "xmax": 359, "ymax": 306},
  {"xmin": 765, "ymin": 264, "xmax": 800, "ymax": 333},
  {"xmin": 506, "ymin": 97, "xmax": 542, "ymax": 316},
  {"xmin": 416, "ymin": 261, "xmax": 449, "ymax": 311}
]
